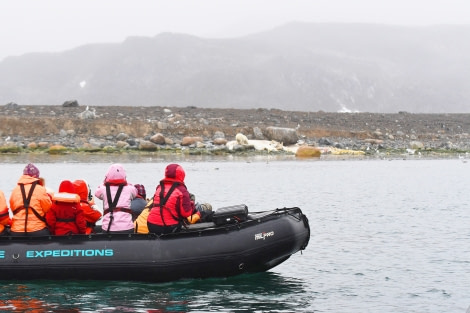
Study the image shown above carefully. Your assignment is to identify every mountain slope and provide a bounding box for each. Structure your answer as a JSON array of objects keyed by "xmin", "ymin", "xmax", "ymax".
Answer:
[{"xmin": 1, "ymin": 22, "xmax": 469, "ymax": 113}]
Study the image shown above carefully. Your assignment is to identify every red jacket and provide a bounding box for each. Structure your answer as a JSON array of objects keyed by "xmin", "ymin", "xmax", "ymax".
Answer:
[
  {"xmin": 46, "ymin": 180, "xmax": 86, "ymax": 235},
  {"xmin": 73, "ymin": 180, "xmax": 102, "ymax": 234},
  {"xmin": 148, "ymin": 164, "xmax": 194, "ymax": 226}
]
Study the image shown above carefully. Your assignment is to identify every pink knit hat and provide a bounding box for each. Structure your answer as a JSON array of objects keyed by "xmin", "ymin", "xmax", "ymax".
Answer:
[{"xmin": 23, "ymin": 163, "xmax": 40, "ymax": 178}]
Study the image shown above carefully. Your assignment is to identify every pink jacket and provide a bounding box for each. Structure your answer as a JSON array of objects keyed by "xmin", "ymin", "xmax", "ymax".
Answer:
[{"xmin": 95, "ymin": 164, "xmax": 136, "ymax": 232}]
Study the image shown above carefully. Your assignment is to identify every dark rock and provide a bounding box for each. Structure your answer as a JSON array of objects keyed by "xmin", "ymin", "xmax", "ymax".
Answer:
[
  {"xmin": 318, "ymin": 138, "xmax": 333, "ymax": 146},
  {"xmin": 5, "ymin": 102, "xmax": 18, "ymax": 109},
  {"xmin": 62, "ymin": 100, "xmax": 79, "ymax": 107},
  {"xmin": 126, "ymin": 139, "xmax": 137, "ymax": 146}
]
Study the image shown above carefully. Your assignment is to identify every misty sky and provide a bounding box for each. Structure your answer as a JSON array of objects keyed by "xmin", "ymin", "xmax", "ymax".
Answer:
[{"xmin": 1, "ymin": 0, "xmax": 469, "ymax": 61}]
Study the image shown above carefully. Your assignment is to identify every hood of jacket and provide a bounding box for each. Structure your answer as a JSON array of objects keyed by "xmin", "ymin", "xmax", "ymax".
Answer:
[
  {"xmin": 73, "ymin": 180, "xmax": 89, "ymax": 202},
  {"xmin": 58, "ymin": 180, "xmax": 75, "ymax": 193},
  {"xmin": 17, "ymin": 175, "xmax": 40, "ymax": 185},
  {"xmin": 164, "ymin": 163, "xmax": 185, "ymax": 183},
  {"xmin": 104, "ymin": 163, "xmax": 127, "ymax": 184}
]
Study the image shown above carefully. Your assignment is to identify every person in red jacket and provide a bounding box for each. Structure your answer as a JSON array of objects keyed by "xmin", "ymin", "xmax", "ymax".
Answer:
[
  {"xmin": 147, "ymin": 164, "xmax": 195, "ymax": 234},
  {"xmin": 73, "ymin": 179, "xmax": 102, "ymax": 234},
  {"xmin": 46, "ymin": 180, "xmax": 86, "ymax": 235}
]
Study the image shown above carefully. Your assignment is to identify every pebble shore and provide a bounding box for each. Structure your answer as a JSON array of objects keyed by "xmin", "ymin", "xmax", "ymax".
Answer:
[{"xmin": 1, "ymin": 104, "xmax": 470, "ymax": 159}]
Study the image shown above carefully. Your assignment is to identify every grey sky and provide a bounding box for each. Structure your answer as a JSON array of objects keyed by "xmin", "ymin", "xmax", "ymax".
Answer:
[{"xmin": 1, "ymin": 0, "xmax": 469, "ymax": 61}]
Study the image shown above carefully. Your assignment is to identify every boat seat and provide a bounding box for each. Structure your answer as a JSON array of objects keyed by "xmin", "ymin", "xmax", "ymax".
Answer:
[{"xmin": 186, "ymin": 221, "xmax": 217, "ymax": 231}]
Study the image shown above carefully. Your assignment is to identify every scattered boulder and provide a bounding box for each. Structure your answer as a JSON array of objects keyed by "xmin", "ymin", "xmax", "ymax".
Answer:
[
  {"xmin": 264, "ymin": 127, "xmax": 298, "ymax": 145},
  {"xmin": 213, "ymin": 138, "xmax": 228, "ymax": 145},
  {"xmin": 181, "ymin": 136, "xmax": 203, "ymax": 146},
  {"xmin": 88, "ymin": 138, "xmax": 104, "ymax": 148},
  {"xmin": 295, "ymin": 146, "xmax": 321, "ymax": 158},
  {"xmin": 196, "ymin": 142, "xmax": 206, "ymax": 148},
  {"xmin": 126, "ymin": 139, "xmax": 137, "ymax": 146},
  {"xmin": 138, "ymin": 140, "xmax": 158, "ymax": 151},
  {"xmin": 213, "ymin": 131, "xmax": 225, "ymax": 139},
  {"xmin": 150, "ymin": 133, "xmax": 166, "ymax": 145},
  {"xmin": 318, "ymin": 138, "xmax": 333, "ymax": 146},
  {"xmin": 115, "ymin": 141, "xmax": 128, "ymax": 149},
  {"xmin": 81, "ymin": 143, "xmax": 101, "ymax": 151},
  {"xmin": 116, "ymin": 133, "xmax": 129, "ymax": 141},
  {"xmin": 5, "ymin": 102, "xmax": 18, "ymax": 109},
  {"xmin": 157, "ymin": 121, "xmax": 168, "ymax": 130},
  {"xmin": 48, "ymin": 145, "xmax": 67, "ymax": 154},
  {"xmin": 0, "ymin": 143, "xmax": 20, "ymax": 153},
  {"xmin": 409, "ymin": 141, "xmax": 424, "ymax": 149},
  {"xmin": 27, "ymin": 142, "xmax": 38, "ymax": 149},
  {"xmin": 62, "ymin": 100, "xmax": 79, "ymax": 107}
]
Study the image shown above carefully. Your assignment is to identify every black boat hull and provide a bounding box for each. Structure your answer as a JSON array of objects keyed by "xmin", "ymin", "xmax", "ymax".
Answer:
[{"xmin": 0, "ymin": 207, "xmax": 310, "ymax": 282}]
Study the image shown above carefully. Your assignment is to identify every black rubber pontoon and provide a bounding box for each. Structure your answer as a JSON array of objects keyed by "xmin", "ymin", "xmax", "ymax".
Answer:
[{"xmin": 0, "ymin": 207, "xmax": 310, "ymax": 282}]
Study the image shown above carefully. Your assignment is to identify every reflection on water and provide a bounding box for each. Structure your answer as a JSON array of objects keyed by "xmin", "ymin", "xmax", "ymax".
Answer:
[
  {"xmin": 0, "ymin": 284, "xmax": 80, "ymax": 312},
  {"xmin": 0, "ymin": 273, "xmax": 308, "ymax": 312},
  {"xmin": 0, "ymin": 153, "xmax": 297, "ymax": 165}
]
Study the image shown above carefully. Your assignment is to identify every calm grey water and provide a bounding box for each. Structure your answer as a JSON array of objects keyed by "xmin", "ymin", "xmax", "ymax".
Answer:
[{"xmin": 0, "ymin": 155, "xmax": 469, "ymax": 312}]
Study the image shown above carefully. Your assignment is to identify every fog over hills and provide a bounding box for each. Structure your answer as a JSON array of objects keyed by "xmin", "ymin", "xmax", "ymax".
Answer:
[{"xmin": 1, "ymin": 22, "xmax": 469, "ymax": 113}]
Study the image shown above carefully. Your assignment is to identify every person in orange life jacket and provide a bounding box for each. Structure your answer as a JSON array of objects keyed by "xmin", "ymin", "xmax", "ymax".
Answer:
[
  {"xmin": 9, "ymin": 163, "xmax": 52, "ymax": 236},
  {"xmin": 46, "ymin": 180, "xmax": 86, "ymax": 235},
  {"xmin": 0, "ymin": 190, "xmax": 11, "ymax": 235},
  {"xmin": 95, "ymin": 163, "xmax": 137, "ymax": 233},
  {"xmin": 130, "ymin": 184, "xmax": 147, "ymax": 221},
  {"xmin": 147, "ymin": 163, "xmax": 195, "ymax": 234},
  {"xmin": 73, "ymin": 179, "xmax": 102, "ymax": 234}
]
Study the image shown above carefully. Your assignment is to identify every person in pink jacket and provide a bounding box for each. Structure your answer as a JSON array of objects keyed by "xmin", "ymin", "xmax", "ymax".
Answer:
[{"xmin": 95, "ymin": 164, "xmax": 136, "ymax": 233}]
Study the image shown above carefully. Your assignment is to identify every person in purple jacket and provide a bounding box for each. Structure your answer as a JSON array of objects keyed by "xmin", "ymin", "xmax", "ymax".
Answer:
[{"xmin": 95, "ymin": 163, "xmax": 137, "ymax": 233}]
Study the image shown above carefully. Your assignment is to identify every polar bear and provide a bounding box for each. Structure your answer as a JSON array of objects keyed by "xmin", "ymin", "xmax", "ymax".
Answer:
[{"xmin": 235, "ymin": 133, "xmax": 249, "ymax": 145}]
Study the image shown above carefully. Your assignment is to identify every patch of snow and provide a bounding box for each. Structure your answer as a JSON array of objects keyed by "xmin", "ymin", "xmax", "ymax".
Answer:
[{"xmin": 337, "ymin": 105, "xmax": 360, "ymax": 113}]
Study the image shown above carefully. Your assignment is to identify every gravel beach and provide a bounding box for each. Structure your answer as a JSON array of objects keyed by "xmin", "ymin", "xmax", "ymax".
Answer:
[{"xmin": 1, "ymin": 104, "xmax": 470, "ymax": 157}]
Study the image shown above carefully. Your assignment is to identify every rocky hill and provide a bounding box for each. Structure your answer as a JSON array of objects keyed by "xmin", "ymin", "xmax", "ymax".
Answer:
[{"xmin": 1, "ymin": 23, "xmax": 469, "ymax": 113}]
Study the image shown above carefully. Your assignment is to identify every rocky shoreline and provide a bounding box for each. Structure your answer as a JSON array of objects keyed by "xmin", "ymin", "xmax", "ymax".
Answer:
[{"xmin": 1, "ymin": 104, "xmax": 470, "ymax": 159}]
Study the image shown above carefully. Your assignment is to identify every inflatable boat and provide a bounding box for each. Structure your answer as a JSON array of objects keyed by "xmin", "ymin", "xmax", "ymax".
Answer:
[{"xmin": 0, "ymin": 206, "xmax": 309, "ymax": 282}]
